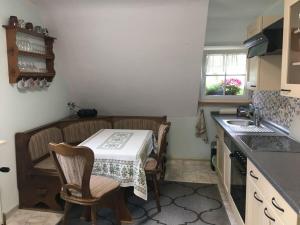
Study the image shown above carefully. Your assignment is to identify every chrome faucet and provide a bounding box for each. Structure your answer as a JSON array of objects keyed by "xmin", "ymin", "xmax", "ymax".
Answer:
[
  {"xmin": 249, "ymin": 104, "xmax": 261, "ymax": 127},
  {"xmin": 253, "ymin": 107, "xmax": 261, "ymax": 126}
]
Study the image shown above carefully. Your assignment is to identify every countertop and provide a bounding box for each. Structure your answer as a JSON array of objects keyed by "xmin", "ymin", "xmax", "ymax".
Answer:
[{"xmin": 212, "ymin": 113, "xmax": 300, "ymax": 214}]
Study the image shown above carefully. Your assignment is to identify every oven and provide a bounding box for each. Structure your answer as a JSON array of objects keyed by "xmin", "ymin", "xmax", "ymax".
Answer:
[{"xmin": 225, "ymin": 133, "xmax": 247, "ymax": 222}]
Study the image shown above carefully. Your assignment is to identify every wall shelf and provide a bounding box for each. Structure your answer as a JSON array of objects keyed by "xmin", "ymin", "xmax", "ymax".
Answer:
[{"xmin": 2, "ymin": 25, "xmax": 56, "ymax": 83}]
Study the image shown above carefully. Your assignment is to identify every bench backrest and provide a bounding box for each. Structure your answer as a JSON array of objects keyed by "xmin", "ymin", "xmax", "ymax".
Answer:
[
  {"xmin": 28, "ymin": 127, "xmax": 63, "ymax": 161},
  {"xmin": 62, "ymin": 119, "xmax": 112, "ymax": 145},
  {"xmin": 113, "ymin": 116, "xmax": 167, "ymax": 137}
]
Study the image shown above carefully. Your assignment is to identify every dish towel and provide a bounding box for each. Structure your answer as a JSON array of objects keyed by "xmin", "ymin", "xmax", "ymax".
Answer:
[{"xmin": 196, "ymin": 109, "xmax": 208, "ymax": 144}]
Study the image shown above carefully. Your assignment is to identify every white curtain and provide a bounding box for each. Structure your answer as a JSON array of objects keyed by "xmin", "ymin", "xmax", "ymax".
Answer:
[{"xmin": 205, "ymin": 53, "xmax": 246, "ymax": 75}]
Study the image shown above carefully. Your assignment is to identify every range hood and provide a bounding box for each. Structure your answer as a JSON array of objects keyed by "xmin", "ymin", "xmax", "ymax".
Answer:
[{"xmin": 243, "ymin": 18, "xmax": 283, "ymax": 58}]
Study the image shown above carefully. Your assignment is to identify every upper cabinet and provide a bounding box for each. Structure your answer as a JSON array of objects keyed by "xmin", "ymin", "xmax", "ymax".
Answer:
[
  {"xmin": 281, "ymin": 0, "xmax": 300, "ymax": 97},
  {"xmin": 246, "ymin": 16, "xmax": 282, "ymax": 91},
  {"xmin": 247, "ymin": 16, "xmax": 281, "ymax": 39}
]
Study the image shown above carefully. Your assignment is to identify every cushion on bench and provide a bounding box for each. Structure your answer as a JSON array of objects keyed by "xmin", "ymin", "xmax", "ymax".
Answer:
[
  {"xmin": 34, "ymin": 157, "xmax": 56, "ymax": 170},
  {"xmin": 28, "ymin": 127, "xmax": 63, "ymax": 161},
  {"xmin": 113, "ymin": 119, "xmax": 161, "ymax": 137},
  {"xmin": 63, "ymin": 120, "xmax": 112, "ymax": 144}
]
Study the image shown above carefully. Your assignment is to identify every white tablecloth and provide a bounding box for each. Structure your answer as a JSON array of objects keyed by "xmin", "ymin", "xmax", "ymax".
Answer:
[{"xmin": 79, "ymin": 129, "xmax": 154, "ymax": 200}]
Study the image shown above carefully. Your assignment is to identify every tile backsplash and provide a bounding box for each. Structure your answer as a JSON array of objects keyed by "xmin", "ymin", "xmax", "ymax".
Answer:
[{"xmin": 252, "ymin": 91, "xmax": 300, "ymax": 129}]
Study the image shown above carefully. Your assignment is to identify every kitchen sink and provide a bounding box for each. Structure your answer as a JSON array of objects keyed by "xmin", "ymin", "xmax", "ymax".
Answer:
[
  {"xmin": 224, "ymin": 119, "xmax": 274, "ymax": 133},
  {"xmin": 225, "ymin": 119, "xmax": 254, "ymax": 126}
]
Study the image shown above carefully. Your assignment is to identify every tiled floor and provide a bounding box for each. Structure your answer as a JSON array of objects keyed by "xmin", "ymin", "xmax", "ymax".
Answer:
[
  {"xmin": 165, "ymin": 159, "xmax": 238, "ymax": 225},
  {"xmin": 6, "ymin": 209, "xmax": 62, "ymax": 225},
  {"xmin": 6, "ymin": 159, "xmax": 237, "ymax": 225}
]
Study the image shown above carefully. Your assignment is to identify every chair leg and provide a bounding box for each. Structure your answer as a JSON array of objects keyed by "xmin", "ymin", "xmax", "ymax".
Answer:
[
  {"xmin": 152, "ymin": 173, "xmax": 161, "ymax": 212},
  {"xmin": 62, "ymin": 202, "xmax": 71, "ymax": 225},
  {"xmin": 91, "ymin": 205, "xmax": 97, "ymax": 225},
  {"xmin": 81, "ymin": 206, "xmax": 91, "ymax": 221}
]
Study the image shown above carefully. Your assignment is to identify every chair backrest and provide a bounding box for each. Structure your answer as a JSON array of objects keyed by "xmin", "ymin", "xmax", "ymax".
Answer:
[
  {"xmin": 49, "ymin": 143, "xmax": 94, "ymax": 199},
  {"xmin": 157, "ymin": 122, "xmax": 171, "ymax": 160}
]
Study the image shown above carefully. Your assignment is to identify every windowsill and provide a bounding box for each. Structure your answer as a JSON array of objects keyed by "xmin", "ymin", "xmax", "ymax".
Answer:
[{"xmin": 199, "ymin": 99, "xmax": 251, "ymax": 106}]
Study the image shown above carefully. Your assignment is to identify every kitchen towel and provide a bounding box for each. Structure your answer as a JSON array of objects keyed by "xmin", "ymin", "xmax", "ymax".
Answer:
[{"xmin": 196, "ymin": 109, "xmax": 208, "ymax": 144}]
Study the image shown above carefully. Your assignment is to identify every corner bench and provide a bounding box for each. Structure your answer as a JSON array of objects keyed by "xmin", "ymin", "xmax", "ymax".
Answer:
[{"xmin": 15, "ymin": 116, "xmax": 167, "ymax": 211}]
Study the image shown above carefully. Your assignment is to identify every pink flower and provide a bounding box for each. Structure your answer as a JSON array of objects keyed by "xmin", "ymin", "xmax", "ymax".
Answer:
[{"xmin": 225, "ymin": 78, "xmax": 241, "ymax": 87}]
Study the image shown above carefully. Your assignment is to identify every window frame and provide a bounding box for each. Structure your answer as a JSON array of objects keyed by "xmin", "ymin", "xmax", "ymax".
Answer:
[{"xmin": 200, "ymin": 47, "xmax": 250, "ymax": 102}]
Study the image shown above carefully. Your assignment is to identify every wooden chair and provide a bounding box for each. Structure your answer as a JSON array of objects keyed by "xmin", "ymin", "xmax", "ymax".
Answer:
[
  {"xmin": 49, "ymin": 143, "xmax": 122, "ymax": 225},
  {"xmin": 144, "ymin": 122, "xmax": 171, "ymax": 212}
]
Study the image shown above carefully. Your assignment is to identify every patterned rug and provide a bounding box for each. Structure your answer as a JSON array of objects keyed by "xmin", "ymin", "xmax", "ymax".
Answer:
[{"xmin": 58, "ymin": 182, "xmax": 231, "ymax": 225}]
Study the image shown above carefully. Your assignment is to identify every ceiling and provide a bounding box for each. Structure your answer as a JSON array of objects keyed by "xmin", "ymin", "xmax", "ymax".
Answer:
[{"xmin": 205, "ymin": 0, "xmax": 283, "ymax": 46}]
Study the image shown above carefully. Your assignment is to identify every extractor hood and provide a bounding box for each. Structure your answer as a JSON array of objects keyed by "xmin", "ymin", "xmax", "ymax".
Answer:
[{"xmin": 243, "ymin": 18, "xmax": 283, "ymax": 58}]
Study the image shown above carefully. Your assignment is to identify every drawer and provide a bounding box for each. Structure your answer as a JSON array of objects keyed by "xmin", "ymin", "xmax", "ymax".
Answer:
[
  {"xmin": 247, "ymin": 160, "xmax": 269, "ymax": 193},
  {"xmin": 247, "ymin": 160, "xmax": 298, "ymax": 225},
  {"xmin": 264, "ymin": 182, "xmax": 298, "ymax": 225},
  {"xmin": 263, "ymin": 201, "xmax": 285, "ymax": 225}
]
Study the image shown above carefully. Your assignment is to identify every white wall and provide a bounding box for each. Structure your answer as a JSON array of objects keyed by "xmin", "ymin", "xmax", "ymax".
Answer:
[
  {"xmin": 34, "ymin": 0, "xmax": 211, "ymax": 161},
  {"xmin": 36, "ymin": 0, "xmax": 209, "ymax": 117},
  {"xmin": 167, "ymin": 106, "xmax": 236, "ymax": 160},
  {"xmin": 0, "ymin": 0, "xmax": 69, "ymax": 213}
]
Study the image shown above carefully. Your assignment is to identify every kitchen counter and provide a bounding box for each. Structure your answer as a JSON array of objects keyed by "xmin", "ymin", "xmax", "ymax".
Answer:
[{"xmin": 212, "ymin": 113, "xmax": 300, "ymax": 214}]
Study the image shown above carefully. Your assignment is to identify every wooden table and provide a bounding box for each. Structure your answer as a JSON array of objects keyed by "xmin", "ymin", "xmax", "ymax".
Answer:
[{"xmin": 79, "ymin": 129, "xmax": 155, "ymax": 222}]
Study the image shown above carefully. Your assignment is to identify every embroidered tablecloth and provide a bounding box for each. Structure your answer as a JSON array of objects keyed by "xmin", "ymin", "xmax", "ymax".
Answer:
[{"xmin": 79, "ymin": 129, "xmax": 154, "ymax": 200}]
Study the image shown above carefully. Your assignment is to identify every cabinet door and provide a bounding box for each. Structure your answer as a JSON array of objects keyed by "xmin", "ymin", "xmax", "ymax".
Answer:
[
  {"xmin": 247, "ymin": 16, "xmax": 262, "ymax": 38},
  {"xmin": 216, "ymin": 125, "xmax": 224, "ymax": 178},
  {"xmin": 246, "ymin": 180, "xmax": 265, "ymax": 225},
  {"xmin": 247, "ymin": 56, "xmax": 259, "ymax": 90},
  {"xmin": 223, "ymin": 144, "xmax": 231, "ymax": 192},
  {"xmin": 262, "ymin": 206, "xmax": 284, "ymax": 225},
  {"xmin": 281, "ymin": 0, "xmax": 300, "ymax": 98}
]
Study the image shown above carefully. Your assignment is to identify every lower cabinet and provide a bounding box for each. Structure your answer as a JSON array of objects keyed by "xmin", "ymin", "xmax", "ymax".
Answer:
[
  {"xmin": 246, "ymin": 160, "xmax": 297, "ymax": 225},
  {"xmin": 246, "ymin": 177, "xmax": 284, "ymax": 225}
]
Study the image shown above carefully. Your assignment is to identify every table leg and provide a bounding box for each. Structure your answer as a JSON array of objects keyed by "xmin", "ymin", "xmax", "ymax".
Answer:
[{"xmin": 115, "ymin": 188, "xmax": 132, "ymax": 224}]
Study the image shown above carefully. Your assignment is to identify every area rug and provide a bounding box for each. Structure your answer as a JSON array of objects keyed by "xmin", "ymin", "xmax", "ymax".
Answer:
[{"xmin": 58, "ymin": 182, "xmax": 231, "ymax": 225}]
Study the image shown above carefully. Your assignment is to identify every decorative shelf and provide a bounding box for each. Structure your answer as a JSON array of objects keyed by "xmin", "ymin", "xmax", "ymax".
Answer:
[
  {"xmin": 20, "ymin": 72, "xmax": 55, "ymax": 77},
  {"xmin": 18, "ymin": 50, "xmax": 54, "ymax": 59},
  {"xmin": 2, "ymin": 25, "xmax": 55, "ymax": 40},
  {"xmin": 2, "ymin": 24, "xmax": 56, "ymax": 83}
]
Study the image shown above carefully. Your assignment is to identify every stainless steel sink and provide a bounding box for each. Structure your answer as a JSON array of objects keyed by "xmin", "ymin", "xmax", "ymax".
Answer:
[
  {"xmin": 226, "ymin": 119, "xmax": 254, "ymax": 126},
  {"xmin": 224, "ymin": 119, "xmax": 274, "ymax": 133}
]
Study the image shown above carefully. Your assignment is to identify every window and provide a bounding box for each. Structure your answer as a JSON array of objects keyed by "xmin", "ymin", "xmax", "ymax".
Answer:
[{"xmin": 201, "ymin": 49, "xmax": 248, "ymax": 100}]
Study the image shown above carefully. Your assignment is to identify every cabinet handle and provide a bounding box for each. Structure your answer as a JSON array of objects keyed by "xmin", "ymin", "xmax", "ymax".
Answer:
[
  {"xmin": 272, "ymin": 197, "xmax": 284, "ymax": 212},
  {"xmin": 253, "ymin": 191, "xmax": 263, "ymax": 203},
  {"xmin": 281, "ymin": 89, "xmax": 291, "ymax": 92},
  {"xmin": 250, "ymin": 85, "xmax": 257, "ymax": 88},
  {"xmin": 250, "ymin": 170, "xmax": 259, "ymax": 180},
  {"xmin": 264, "ymin": 208, "xmax": 275, "ymax": 222}
]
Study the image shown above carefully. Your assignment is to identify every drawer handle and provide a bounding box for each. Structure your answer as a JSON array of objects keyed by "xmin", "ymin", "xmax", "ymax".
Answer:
[
  {"xmin": 250, "ymin": 85, "xmax": 257, "ymax": 88},
  {"xmin": 250, "ymin": 170, "xmax": 259, "ymax": 180},
  {"xmin": 264, "ymin": 208, "xmax": 275, "ymax": 222},
  {"xmin": 253, "ymin": 192, "xmax": 263, "ymax": 203},
  {"xmin": 281, "ymin": 89, "xmax": 291, "ymax": 92},
  {"xmin": 272, "ymin": 197, "xmax": 284, "ymax": 213}
]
